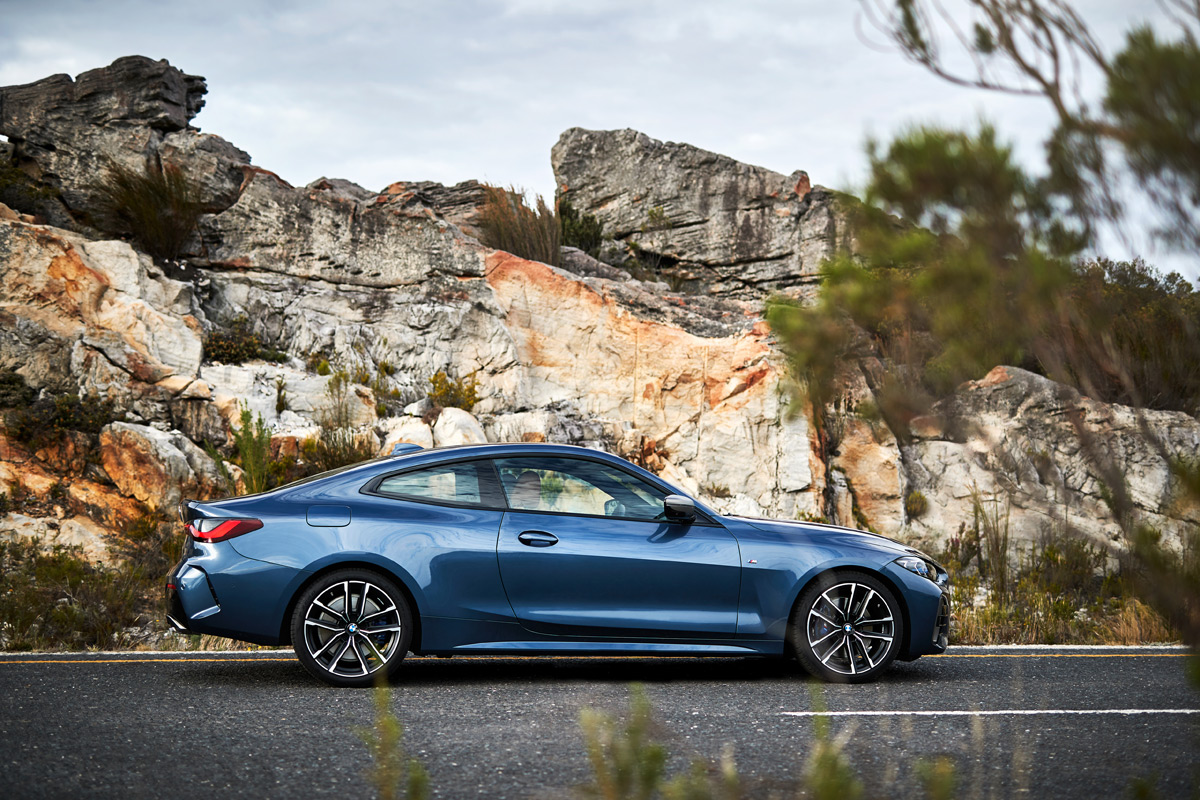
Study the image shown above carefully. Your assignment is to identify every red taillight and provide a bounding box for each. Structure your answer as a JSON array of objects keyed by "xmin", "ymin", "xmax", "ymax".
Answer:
[{"xmin": 187, "ymin": 518, "xmax": 263, "ymax": 543}]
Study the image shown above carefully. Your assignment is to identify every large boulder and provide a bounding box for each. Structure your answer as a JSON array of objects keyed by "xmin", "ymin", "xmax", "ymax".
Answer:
[
  {"xmin": 99, "ymin": 422, "xmax": 225, "ymax": 512},
  {"xmin": 0, "ymin": 219, "xmax": 202, "ymax": 398},
  {"xmin": 902, "ymin": 366, "xmax": 1200, "ymax": 546},
  {"xmin": 551, "ymin": 127, "xmax": 853, "ymax": 300},
  {"xmin": 0, "ymin": 56, "xmax": 248, "ymax": 215}
]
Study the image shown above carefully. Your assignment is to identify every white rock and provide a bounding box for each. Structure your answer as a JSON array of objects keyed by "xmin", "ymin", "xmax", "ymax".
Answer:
[{"xmin": 432, "ymin": 408, "xmax": 487, "ymax": 447}]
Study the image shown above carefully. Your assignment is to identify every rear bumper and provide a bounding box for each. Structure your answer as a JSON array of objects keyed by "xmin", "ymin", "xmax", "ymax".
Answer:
[{"xmin": 165, "ymin": 538, "xmax": 305, "ymax": 646}]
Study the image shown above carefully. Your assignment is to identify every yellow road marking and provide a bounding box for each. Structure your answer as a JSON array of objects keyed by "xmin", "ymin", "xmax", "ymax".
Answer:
[
  {"xmin": 0, "ymin": 652, "xmax": 1188, "ymax": 664},
  {"xmin": 936, "ymin": 653, "xmax": 1189, "ymax": 658}
]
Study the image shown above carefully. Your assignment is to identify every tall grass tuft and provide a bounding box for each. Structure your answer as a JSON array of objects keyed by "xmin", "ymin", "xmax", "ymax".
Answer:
[
  {"xmin": 300, "ymin": 370, "xmax": 377, "ymax": 473},
  {"xmin": 91, "ymin": 159, "xmax": 202, "ymax": 261},
  {"xmin": 579, "ymin": 684, "xmax": 667, "ymax": 800},
  {"xmin": 802, "ymin": 686, "xmax": 863, "ymax": 800},
  {"xmin": 477, "ymin": 185, "xmax": 561, "ymax": 267},
  {"xmin": 358, "ymin": 682, "xmax": 430, "ymax": 800}
]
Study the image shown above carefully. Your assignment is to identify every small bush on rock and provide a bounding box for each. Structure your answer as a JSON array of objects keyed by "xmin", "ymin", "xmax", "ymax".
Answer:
[
  {"xmin": 427, "ymin": 371, "xmax": 479, "ymax": 411},
  {"xmin": 905, "ymin": 490, "xmax": 929, "ymax": 519},
  {"xmin": 0, "ymin": 370, "xmax": 35, "ymax": 408},
  {"xmin": 203, "ymin": 316, "xmax": 287, "ymax": 365},
  {"xmin": 0, "ymin": 162, "xmax": 58, "ymax": 219},
  {"xmin": 5, "ymin": 393, "xmax": 117, "ymax": 449},
  {"xmin": 559, "ymin": 199, "xmax": 604, "ymax": 259}
]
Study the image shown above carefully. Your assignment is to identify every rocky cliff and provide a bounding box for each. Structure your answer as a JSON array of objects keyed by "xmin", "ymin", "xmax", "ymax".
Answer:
[{"xmin": 0, "ymin": 56, "xmax": 1195, "ymax": 567}]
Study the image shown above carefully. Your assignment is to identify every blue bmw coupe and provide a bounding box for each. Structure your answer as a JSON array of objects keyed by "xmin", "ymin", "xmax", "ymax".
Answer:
[{"xmin": 167, "ymin": 443, "xmax": 950, "ymax": 686}]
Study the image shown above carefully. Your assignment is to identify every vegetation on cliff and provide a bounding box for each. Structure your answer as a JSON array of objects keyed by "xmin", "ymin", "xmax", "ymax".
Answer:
[{"xmin": 771, "ymin": 0, "xmax": 1200, "ymax": 654}]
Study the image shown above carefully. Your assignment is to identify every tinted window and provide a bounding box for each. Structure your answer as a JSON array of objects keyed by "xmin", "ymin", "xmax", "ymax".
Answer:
[
  {"xmin": 494, "ymin": 457, "xmax": 667, "ymax": 520},
  {"xmin": 375, "ymin": 462, "xmax": 492, "ymax": 507}
]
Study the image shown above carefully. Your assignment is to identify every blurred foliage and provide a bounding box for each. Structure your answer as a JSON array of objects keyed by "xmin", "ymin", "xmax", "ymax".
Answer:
[
  {"xmin": 203, "ymin": 315, "xmax": 287, "ymax": 365},
  {"xmin": 803, "ymin": 687, "xmax": 863, "ymax": 800},
  {"xmin": 90, "ymin": 160, "xmax": 202, "ymax": 261},
  {"xmin": 477, "ymin": 185, "xmax": 560, "ymax": 267},
  {"xmin": 559, "ymin": 198, "xmax": 605, "ymax": 259},
  {"xmin": 358, "ymin": 683, "xmax": 430, "ymax": 800},
  {"xmin": 767, "ymin": 0, "xmax": 1200, "ymax": 659},
  {"xmin": 579, "ymin": 684, "xmax": 668, "ymax": 800}
]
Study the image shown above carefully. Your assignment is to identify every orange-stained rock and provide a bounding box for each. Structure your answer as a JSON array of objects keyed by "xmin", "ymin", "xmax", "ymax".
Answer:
[
  {"xmin": 834, "ymin": 419, "xmax": 903, "ymax": 535},
  {"xmin": 99, "ymin": 422, "xmax": 225, "ymax": 512},
  {"xmin": 485, "ymin": 250, "xmax": 819, "ymax": 518}
]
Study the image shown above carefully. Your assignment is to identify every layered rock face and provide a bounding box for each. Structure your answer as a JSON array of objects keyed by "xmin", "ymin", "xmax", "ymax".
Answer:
[
  {"xmin": 551, "ymin": 128, "xmax": 851, "ymax": 300},
  {"xmin": 0, "ymin": 56, "xmax": 1195, "ymax": 571}
]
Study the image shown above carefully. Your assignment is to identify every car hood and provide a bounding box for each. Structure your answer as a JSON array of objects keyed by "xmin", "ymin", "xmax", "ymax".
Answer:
[{"xmin": 731, "ymin": 516, "xmax": 930, "ymax": 559}]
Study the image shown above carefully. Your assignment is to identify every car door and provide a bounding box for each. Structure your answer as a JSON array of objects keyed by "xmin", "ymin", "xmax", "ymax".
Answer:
[{"xmin": 493, "ymin": 455, "xmax": 742, "ymax": 638}]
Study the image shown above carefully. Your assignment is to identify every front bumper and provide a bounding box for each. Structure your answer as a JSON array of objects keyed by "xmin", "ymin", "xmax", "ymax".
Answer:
[{"xmin": 882, "ymin": 561, "xmax": 951, "ymax": 659}]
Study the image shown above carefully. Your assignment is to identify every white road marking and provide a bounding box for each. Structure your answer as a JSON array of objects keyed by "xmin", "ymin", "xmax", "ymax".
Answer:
[{"xmin": 782, "ymin": 709, "xmax": 1200, "ymax": 717}]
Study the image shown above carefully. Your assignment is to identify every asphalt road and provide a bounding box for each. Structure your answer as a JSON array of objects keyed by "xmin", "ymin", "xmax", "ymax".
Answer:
[{"xmin": 0, "ymin": 647, "xmax": 1196, "ymax": 799}]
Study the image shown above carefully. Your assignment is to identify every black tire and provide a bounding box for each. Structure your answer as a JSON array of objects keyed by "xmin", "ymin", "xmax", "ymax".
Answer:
[
  {"xmin": 790, "ymin": 571, "xmax": 903, "ymax": 684},
  {"xmin": 291, "ymin": 568, "xmax": 414, "ymax": 688}
]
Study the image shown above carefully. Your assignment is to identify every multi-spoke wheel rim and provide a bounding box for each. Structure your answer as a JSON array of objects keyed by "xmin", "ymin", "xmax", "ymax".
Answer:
[
  {"xmin": 806, "ymin": 581, "xmax": 895, "ymax": 676},
  {"xmin": 302, "ymin": 580, "xmax": 403, "ymax": 678}
]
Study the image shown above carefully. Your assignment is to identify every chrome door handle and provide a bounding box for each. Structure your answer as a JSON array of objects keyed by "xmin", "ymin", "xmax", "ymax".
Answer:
[{"xmin": 517, "ymin": 531, "xmax": 559, "ymax": 547}]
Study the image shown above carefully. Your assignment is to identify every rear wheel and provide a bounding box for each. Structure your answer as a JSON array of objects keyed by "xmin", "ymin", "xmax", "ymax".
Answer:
[
  {"xmin": 291, "ymin": 568, "xmax": 413, "ymax": 688},
  {"xmin": 791, "ymin": 571, "xmax": 903, "ymax": 684}
]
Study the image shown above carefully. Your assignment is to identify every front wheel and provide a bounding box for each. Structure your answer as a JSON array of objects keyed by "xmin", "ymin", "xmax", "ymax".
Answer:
[
  {"xmin": 291, "ymin": 569, "xmax": 413, "ymax": 688},
  {"xmin": 791, "ymin": 571, "xmax": 904, "ymax": 684}
]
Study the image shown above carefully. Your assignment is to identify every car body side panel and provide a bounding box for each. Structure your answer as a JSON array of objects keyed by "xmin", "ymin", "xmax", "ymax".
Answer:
[
  {"xmin": 496, "ymin": 511, "xmax": 741, "ymax": 637},
  {"xmin": 228, "ymin": 493, "xmax": 511, "ymax": 625}
]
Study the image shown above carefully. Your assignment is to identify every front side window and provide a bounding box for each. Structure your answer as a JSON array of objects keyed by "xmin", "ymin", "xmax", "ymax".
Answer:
[
  {"xmin": 374, "ymin": 461, "xmax": 496, "ymax": 507},
  {"xmin": 493, "ymin": 457, "xmax": 668, "ymax": 520}
]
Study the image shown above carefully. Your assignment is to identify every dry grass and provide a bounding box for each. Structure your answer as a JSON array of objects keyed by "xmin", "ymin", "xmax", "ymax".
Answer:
[{"xmin": 476, "ymin": 185, "xmax": 560, "ymax": 267}]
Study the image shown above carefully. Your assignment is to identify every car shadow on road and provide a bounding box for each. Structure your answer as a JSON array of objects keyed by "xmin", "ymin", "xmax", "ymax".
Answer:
[{"xmin": 174, "ymin": 654, "xmax": 951, "ymax": 688}]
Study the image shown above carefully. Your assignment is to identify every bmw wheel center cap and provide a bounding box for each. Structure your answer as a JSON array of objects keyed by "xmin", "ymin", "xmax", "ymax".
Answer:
[{"xmin": 348, "ymin": 623, "xmax": 358, "ymax": 634}]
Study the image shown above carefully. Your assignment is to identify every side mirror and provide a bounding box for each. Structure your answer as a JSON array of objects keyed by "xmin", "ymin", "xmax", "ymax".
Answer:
[{"xmin": 663, "ymin": 494, "xmax": 696, "ymax": 523}]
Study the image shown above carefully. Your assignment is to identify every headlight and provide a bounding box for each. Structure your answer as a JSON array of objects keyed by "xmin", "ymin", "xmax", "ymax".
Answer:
[
  {"xmin": 895, "ymin": 555, "xmax": 932, "ymax": 579},
  {"xmin": 896, "ymin": 555, "xmax": 948, "ymax": 586}
]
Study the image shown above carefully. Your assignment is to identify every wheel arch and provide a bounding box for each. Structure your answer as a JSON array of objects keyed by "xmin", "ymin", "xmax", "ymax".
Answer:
[
  {"xmin": 784, "ymin": 565, "xmax": 914, "ymax": 659},
  {"xmin": 278, "ymin": 559, "xmax": 424, "ymax": 653}
]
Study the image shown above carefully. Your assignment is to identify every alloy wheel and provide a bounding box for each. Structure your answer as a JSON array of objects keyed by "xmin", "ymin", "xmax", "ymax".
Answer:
[
  {"xmin": 805, "ymin": 580, "xmax": 896, "ymax": 677},
  {"xmin": 301, "ymin": 580, "xmax": 403, "ymax": 679}
]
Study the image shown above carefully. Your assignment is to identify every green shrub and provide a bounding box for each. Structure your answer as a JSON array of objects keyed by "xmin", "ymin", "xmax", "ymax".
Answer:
[
  {"xmin": 91, "ymin": 160, "xmax": 202, "ymax": 261},
  {"xmin": 4, "ymin": 393, "xmax": 118, "ymax": 449},
  {"xmin": 905, "ymin": 490, "xmax": 929, "ymax": 519},
  {"xmin": 477, "ymin": 185, "xmax": 560, "ymax": 267},
  {"xmin": 203, "ymin": 315, "xmax": 286, "ymax": 365},
  {"xmin": 300, "ymin": 428, "xmax": 377, "ymax": 475},
  {"xmin": 0, "ymin": 161, "xmax": 58, "ymax": 218},
  {"xmin": 0, "ymin": 538, "xmax": 141, "ymax": 650},
  {"xmin": 427, "ymin": 371, "xmax": 478, "ymax": 410},
  {"xmin": 559, "ymin": 199, "xmax": 605, "ymax": 259},
  {"xmin": 0, "ymin": 370, "xmax": 35, "ymax": 408}
]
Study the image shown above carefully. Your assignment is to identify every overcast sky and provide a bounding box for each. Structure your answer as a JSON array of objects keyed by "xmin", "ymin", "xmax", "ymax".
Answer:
[{"xmin": 1, "ymin": 0, "xmax": 1193, "ymax": 278}]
